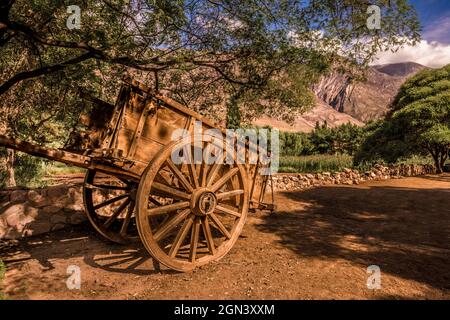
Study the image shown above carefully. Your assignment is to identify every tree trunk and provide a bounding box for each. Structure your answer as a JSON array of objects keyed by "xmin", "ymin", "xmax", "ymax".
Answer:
[
  {"xmin": 432, "ymin": 154, "xmax": 443, "ymax": 173},
  {"xmin": 440, "ymin": 148, "xmax": 448, "ymax": 173},
  {"xmin": 6, "ymin": 148, "xmax": 16, "ymax": 187},
  {"xmin": 226, "ymin": 94, "xmax": 241, "ymax": 130}
]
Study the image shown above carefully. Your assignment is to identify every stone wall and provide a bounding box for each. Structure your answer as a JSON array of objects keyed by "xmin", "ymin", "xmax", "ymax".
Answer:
[
  {"xmin": 270, "ymin": 164, "xmax": 435, "ymax": 191},
  {"xmin": 0, "ymin": 184, "xmax": 86, "ymax": 240}
]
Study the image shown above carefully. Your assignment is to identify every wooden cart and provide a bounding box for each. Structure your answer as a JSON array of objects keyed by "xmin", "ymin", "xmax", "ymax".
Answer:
[{"xmin": 0, "ymin": 77, "xmax": 274, "ymax": 272}]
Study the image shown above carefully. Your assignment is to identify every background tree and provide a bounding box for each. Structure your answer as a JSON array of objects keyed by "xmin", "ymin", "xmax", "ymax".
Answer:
[
  {"xmin": 279, "ymin": 130, "xmax": 313, "ymax": 156},
  {"xmin": 276, "ymin": 122, "xmax": 365, "ymax": 156},
  {"xmin": 310, "ymin": 121, "xmax": 332, "ymax": 154},
  {"xmin": 355, "ymin": 64, "xmax": 450, "ymax": 173}
]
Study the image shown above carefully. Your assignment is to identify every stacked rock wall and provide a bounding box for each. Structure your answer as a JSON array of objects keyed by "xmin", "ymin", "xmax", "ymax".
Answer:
[
  {"xmin": 0, "ymin": 185, "xmax": 86, "ymax": 240},
  {"xmin": 0, "ymin": 164, "xmax": 435, "ymax": 240},
  {"xmin": 270, "ymin": 164, "xmax": 435, "ymax": 191}
]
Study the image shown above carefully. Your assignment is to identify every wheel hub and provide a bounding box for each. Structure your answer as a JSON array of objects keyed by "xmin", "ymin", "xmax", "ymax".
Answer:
[{"xmin": 190, "ymin": 188, "xmax": 217, "ymax": 216}]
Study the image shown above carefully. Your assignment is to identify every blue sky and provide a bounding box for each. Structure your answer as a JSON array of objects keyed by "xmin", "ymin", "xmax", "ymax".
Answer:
[
  {"xmin": 373, "ymin": 0, "xmax": 450, "ymax": 67},
  {"xmin": 410, "ymin": 0, "xmax": 450, "ymax": 44}
]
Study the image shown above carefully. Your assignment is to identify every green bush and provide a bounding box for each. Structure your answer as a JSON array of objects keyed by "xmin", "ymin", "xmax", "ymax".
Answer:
[
  {"xmin": 265, "ymin": 122, "xmax": 366, "ymax": 157},
  {"xmin": 0, "ymin": 149, "xmax": 47, "ymax": 189}
]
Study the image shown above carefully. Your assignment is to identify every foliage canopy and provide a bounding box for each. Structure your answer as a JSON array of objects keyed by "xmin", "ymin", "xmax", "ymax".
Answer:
[
  {"xmin": 0, "ymin": 0, "xmax": 420, "ymax": 133},
  {"xmin": 355, "ymin": 64, "xmax": 450, "ymax": 173}
]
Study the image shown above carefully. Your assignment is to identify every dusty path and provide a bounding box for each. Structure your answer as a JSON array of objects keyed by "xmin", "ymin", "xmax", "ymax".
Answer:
[{"xmin": 1, "ymin": 174, "xmax": 449, "ymax": 300}]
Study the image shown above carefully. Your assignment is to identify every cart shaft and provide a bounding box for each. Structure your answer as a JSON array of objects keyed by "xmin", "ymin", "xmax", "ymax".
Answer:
[{"xmin": 0, "ymin": 134, "xmax": 92, "ymax": 168}]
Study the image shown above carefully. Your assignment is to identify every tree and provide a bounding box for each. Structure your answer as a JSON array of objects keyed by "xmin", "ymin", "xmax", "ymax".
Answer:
[
  {"xmin": 6, "ymin": 148, "xmax": 15, "ymax": 186},
  {"xmin": 309, "ymin": 121, "xmax": 331, "ymax": 154},
  {"xmin": 355, "ymin": 64, "xmax": 450, "ymax": 173},
  {"xmin": 305, "ymin": 122, "xmax": 365, "ymax": 155},
  {"xmin": 279, "ymin": 130, "xmax": 310, "ymax": 156},
  {"xmin": 1, "ymin": 1, "xmax": 420, "ymax": 118},
  {"xmin": 330, "ymin": 123, "xmax": 365, "ymax": 155}
]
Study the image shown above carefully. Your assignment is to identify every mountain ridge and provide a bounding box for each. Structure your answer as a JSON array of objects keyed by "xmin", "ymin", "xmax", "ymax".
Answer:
[{"xmin": 253, "ymin": 61, "xmax": 428, "ymax": 132}]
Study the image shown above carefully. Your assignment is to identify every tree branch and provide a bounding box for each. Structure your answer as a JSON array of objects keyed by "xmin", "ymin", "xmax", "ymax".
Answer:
[{"xmin": 0, "ymin": 52, "xmax": 95, "ymax": 95}]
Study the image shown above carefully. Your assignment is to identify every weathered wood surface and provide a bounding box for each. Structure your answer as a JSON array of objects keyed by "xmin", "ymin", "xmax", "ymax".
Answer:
[
  {"xmin": 0, "ymin": 135, "xmax": 92, "ymax": 167},
  {"xmin": 0, "ymin": 134, "xmax": 141, "ymax": 181}
]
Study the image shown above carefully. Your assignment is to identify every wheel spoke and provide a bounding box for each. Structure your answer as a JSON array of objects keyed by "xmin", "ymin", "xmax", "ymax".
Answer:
[
  {"xmin": 199, "ymin": 162, "xmax": 208, "ymax": 187},
  {"xmin": 188, "ymin": 161, "xmax": 200, "ymax": 189},
  {"xmin": 216, "ymin": 189, "xmax": 244, "ymax": 200},
  {"xmin": 152, "ymin": 182, "xmax": 190, "ymax": 200},
  {"xmin": 211, "ymin": 167, "xmax": 240, "ymax": 192},
  {"xmin": 169, "ymin": 214, "xmax": 194, "ymax": 257},
  {"xmin": 209, "ymin": 213, "xmax": 231, "ymax": 239},
  {"xmin": 94, "ymin": 193, "xmax": 129, "ymax": 210},
  {"xmin": 104, "ymin": 198, "xmax": 131, "ymax": 229},
  {"xmin": 189, "ymin": 217, "xmax": 201, "ymax": 262},
  {"xmin": 165, "ymin": 159, "xmax": 194, "ymax": 192},
  {"xmin": 205, "ymin": 151, "xmax": 226, "ymax": 187},
  {"xmin": 201, "ymin": 217, "xmax": 216, "ymax": 255},
  {"xmin": 153, "ymin": 209, "xmax": 191, "ymax": 241},
  {"xmin": 118, "ymin": 176, "xmax": 134, "ymax": 185},
  {"xmin": 215, "ymin": 205, "xmax": 241, "ymax": 217},
  {"xmin": 206, "ymin": 163, "xmax": 221, "ymax": 187},
  {"xmin": 155, "ymin": 172, "xmax": 172, "ymax": 186},
  {"xmin": 126, "ymin": 256, "xmax": 149, "ymax": 270},
  {"xmin": 120, "ymin": 201, "xmax": 135, "ymax": 236},
  {"xmin": 183, "ymin": 146, "xmax": 200, "ymax": 189},
  {"xmin": 147, "ymin": 201, "xmax": 190, "ymax": 216},
  {"xmin": 85, "ymin": 183, "xmax": 130, "ymax": 191}
]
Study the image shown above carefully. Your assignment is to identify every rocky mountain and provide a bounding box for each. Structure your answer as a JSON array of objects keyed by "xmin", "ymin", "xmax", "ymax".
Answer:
[
  {"xmin": 312, "ymin": 61, "xmax": 427, "ymax": 122},
  {"xmin": 253, "ymin": 61, "xmax": 427, "ymax": 132},
  {"xmin": 253, "ymin": 97, "xmax": 364, "ymax": 132}
]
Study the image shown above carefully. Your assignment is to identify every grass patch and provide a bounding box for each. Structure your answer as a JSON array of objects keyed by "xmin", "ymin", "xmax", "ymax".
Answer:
[
  {"xmin": 43, "ymin": 161, "xmax": 86, "ymax": 176},
  {"xmin": 278, "ymin": 154, "xmax": 436, "ymax": 174},
  {"xmin": 279, "ymin": 154, "xmax": 354, "ymax": 173}
]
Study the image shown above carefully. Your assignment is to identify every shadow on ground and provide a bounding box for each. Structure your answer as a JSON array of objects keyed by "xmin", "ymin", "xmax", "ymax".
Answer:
[
  {"xmin": 256, "ymin": 177, "xmax": 450, "ymax": 291},
  {"xmin": 2, "ymin": 175, "xmax": 450, "ymax": 299},
  {"xmin": 1, "ymin": 223, "xmax": 176, "ymax": 276}
]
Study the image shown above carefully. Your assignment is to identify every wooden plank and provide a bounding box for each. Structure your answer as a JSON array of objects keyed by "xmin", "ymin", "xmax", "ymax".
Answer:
[
  {"xmin": 0, "ymin": 135, "xmax": 92, "ymax": 167},
  {"xmin": 128, "ymin": 100, "xmax": 156, "ymax": 158},
  {"xmin": 123, "ymin": 76, "xmax": 220, "ymax": 131}
]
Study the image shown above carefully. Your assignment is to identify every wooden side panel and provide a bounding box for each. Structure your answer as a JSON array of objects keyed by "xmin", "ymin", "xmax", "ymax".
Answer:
[
  {"xmin": 113, "ymin": 88, "xmax": 191, "ymax": 164},
  {"xmin": 131, "ymin": 103, "xmax": 190, "ymax": 164},
  {"xmin": 113, "ymin": 88, "xmax": 146, "ymax": 157},
  {"xmin": 142, "ymin": 104, "xmax": 190, "ymax": 146},
  {"xmin": 102, "ymin": 80, "xmax": 221, "ymax": 167}
]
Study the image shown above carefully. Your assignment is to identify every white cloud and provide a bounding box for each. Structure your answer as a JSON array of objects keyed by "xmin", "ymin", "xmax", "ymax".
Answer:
[{"xmin": 371, "ymin": 40, "xmax": 450, "ymax": 68}]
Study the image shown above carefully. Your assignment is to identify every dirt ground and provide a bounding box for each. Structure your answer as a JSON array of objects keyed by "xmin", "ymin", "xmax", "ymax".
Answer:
[{"xmin": 1, "ymin": 174, "xmax": 449, "ymax": 300}]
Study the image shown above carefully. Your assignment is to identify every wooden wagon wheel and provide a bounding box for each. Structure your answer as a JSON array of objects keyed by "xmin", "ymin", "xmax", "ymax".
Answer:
[
  {"xmin": 136, "ymin": 134, "xmax": 249, "ymax": 272},
  {"xmin": 83, "ymin": 170, "xmax": 139, "ymax": 244}
]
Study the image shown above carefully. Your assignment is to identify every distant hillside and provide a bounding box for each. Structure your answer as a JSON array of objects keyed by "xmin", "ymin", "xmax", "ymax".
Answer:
[
  {"xmin": 253, "ymin": 62, "xmax": 427, "ymax": 132},
  {"xmin": 312, "ymin": 62, "xmax": 428, "ymax": 122},
  {"xmin": 373, "ymin": 62, "xmax": 426, "ymax": 77},
  {"xmin": 253, "ymin": 97, "xmax": 364, "ymax": 132}
]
